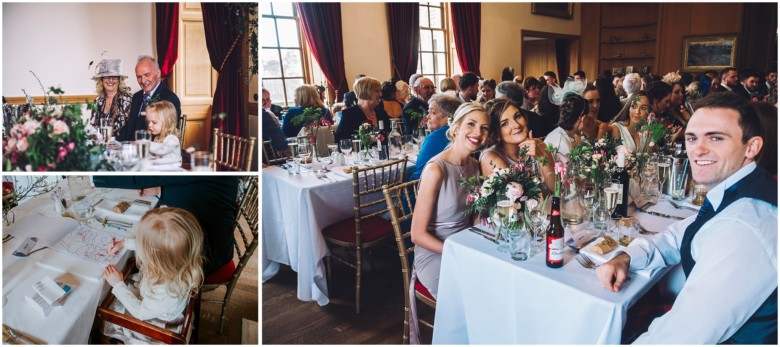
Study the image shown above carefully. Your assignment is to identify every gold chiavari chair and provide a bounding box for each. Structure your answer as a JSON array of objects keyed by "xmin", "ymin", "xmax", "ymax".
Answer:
[
  {"xmin": 212, "ymin": 128, "xmax": 256, "ymax": 171},
  {"xmin": 178, "ymin": 114, "xmax": 188, "ymax": 147}
]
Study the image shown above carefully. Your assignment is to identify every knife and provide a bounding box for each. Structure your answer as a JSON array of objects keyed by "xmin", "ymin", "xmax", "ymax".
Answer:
[{"xmin": 635, "ymin": 208, "xmax": 685, "ymax": 220}]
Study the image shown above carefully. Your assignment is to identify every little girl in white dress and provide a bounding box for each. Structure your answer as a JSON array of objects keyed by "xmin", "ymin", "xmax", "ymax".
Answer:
[
  {"xmin": 145, "ymin": 101, "xmax": 182, "ymax": 170},
  {"xmin": 102, "ymin": 207, "xmax": 204, "ymax": 344}
]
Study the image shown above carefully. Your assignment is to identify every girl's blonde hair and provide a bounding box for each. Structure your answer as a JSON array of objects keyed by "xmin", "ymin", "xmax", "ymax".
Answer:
[
  {"xmin": 135, "ymin": 207, "xmax": 204, "ymax": 298},
  {"xmin": 146, "ymin": 100, "xmax": 179, "ymax": 142},
  {"xmin": 446, "ymin": 102, "xmax": 487, "ymax": 141},
  {"xmin": 294, "ymin": 85, "xmax": 326, "ymax": 109}
]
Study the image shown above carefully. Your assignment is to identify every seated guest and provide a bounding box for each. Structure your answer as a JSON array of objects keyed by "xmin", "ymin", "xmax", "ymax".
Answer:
[
  {"xmin": 440, "ymin": 77, "xmax": 458, "ymax": 97},
  {"xmin": 409, "ymin": 94, "xmax": 460, "ymax": 180},
  {"xmin": 450, "ymin": 73, "xmax": 461, "ymax": 92},
  {"xmin": 719, "ymin": 67, "xmax": 739, "ymax": 92},
  {"xmin": 396, "ymin": 80, "xmax": 411, "ymax": 105},
  {"xmin": 412, "ymin": 103, "xmax": 489, "ymax": 299},
  {"xmin": 544, "ymin": 93, "xmax": 586, "ymax": 162},
  {"xmin": 735, "ymin": 69, "xmax": 760, "ymax": 100},
  {"xmin": 477, "ymin": 79, "xmax": 496, "ymax": 105},
  {"xmin": 622, "ymin": 73, "xmax": 642, "ymax": 106},
  {"xmin": 573, "ymin": 70, "xmax": 586, "ymax": 83},
  {"xmin": 667, "ymin": 81, "xmax": 692, "ymax": 126},
  {"xmin": 342, "ymin": 74, "xmax": 366, "ymax": 108},
  {"xmin": 145, "ymin": 101, "xmax": 182, "ymax": 170},
  {"xmin": 522, "ymin": 77, "xmax": 542, "ymax": 112},
  {"xmin": 403, "ymin": 77, "xmax": 435, "ymax": 135},
  {"xmin": 262, "ymin": 108, "xmax": 291, "ymax": 163},
  {"xmin": 331, "ymin": 102, "xmax": 346, "ymax": 125},
  {"xmin": 334, "ymin": 77, "xmax": 390, "ymax": 143},
  {"xmin": 752, "ymin": 102, "xmax": 777, "ymax": 177},
  {"xmin": 495, "ymin": 81, "xmax": 552, "ymax": 138},
  {"xmin": 381, "ymin": 80, "xmax": 404, "ymax": 120},
  {"xmin": 543, "ymin": 71, "xmax": 559, "ymax": 88},
  {"xmin": 595, "ymin": 76, "xmax": 623, "ymax": 123},
  {"xmin": 480, "ymin": 98, "xmax": 555, "ymax": 193},
  {"xmin": 501, "ymin": 66, "xmax": 514, "ymax": 82},
  {"xmin": 595, "ymin": 92, "xmax": 776, "ymax": 344},
  {"xmin": 537, "ymin": 84, "xmax": 561, "ymax": 136},
  {"xmin": 93, "ymin": 176, "xmax": 241, "ymax": 279},
  {"xmin": 89, "ymin": 58, "xmax": 133, "ymax": 138},
  {"xmin": 609, "ymin": 91, "xmax": 649, "ymax": 153},
  {"xmin": 281, "ymin": 85, "xmax": 333, "ymax": 138},
  {"xmin": 262, "ymin": 87, "xmax": 284, "ymax": 121},
  {"xmin": 580, "ymin": 85, "xmax": 611, "ymax": 141},
  {"xmin": 457, "ymin": 72, "xmax": 480, "ymax": 104},
  {"xmin": 117, "ymin": 55, "xmax": 181, "ymax": 142},
  {"xmin": 408, "ymin": 73, "xmax": 423, "ymax": 94}
]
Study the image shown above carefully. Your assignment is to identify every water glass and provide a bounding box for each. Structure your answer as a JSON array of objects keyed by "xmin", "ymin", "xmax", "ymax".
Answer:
[
  {"xmin": 191, "ymin": 151, "xmax": 213, "ymax": 171},
  {"xmin": 508, "ymin": 229, "xmax": 532, "ymax": 261},
  {"xmin": 135, "ymin": 129, "xmax": 150, "ymax": 141},
  {"xmin": 73, "ymin": 202, "xmax": 94, "ymax": 226},
  {"xmin": 67, "ymin": 176, "xmax": 89, "ymax": 202},
  {"xmin": 100, "ymin": 119, "xmax": 113, "ymax": 143},
  {"xmin": 616, "ymin": 218, "xmax": 639, "ymax": 246},
  {"xmin": 286, "ymin": 159, "xmax": 300, "ymax": 175},
  {"xmin": 592, "ymin": 201, "xmax": 611, "ymax": 233},
  {"xmin": 671, "ymin": 171, "xmax": 688, "ymax": 201},
  {"xmin": 692, "ymin": 184, "xmax": 707, "ymax": 206}
]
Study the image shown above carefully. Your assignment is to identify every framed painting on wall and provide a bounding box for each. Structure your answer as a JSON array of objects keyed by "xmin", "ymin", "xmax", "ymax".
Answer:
[
  {"xmin": 531, "ymin": 3, "xmax": 574, "ymax": 19},
  {"xmin": 681, "ymin": 34, "xmax": 738, "ymax": 72},
  {"xmin": 625, "ymin": 66, "xmax": 634, "ymax": 74}
]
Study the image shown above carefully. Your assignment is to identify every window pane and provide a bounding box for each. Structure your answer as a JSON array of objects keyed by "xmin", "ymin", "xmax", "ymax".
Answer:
[
  {"xmin": 261, "ymin": 2, "xmax": 272, "ymax": 15},
  {"xmin": 435, "ymin": 53, "xmax": 446, "ymax": 75},
  {"xmin": 421, "ymin": 53, "xmax": 434, "ymax": 75},
  {"xmin": 434, "ymin": 75, "xmax": 444, "ymax": 89},
  {"xmin": 433, "ymin": 31, "xmax": 445, "ymax": 52},
  {"xmin": 276, "ymin": 18, "xmax": 300, "ymax": 48},
  {"xmin": 285, "ymin": 79, "xmax": 305, "ymax": 105},
  {"xmin": 274, "ymin": 3, "xmax": 294, "ymax": 17},
  {"xmin": 280, "ymin": 49, "xmax": 303, "ymax": 77},
  {"xmin": 429, "ymin": 2, "xmax": 441, "ymax": 7},
  {"xmin": 419, "ymin": 6, "xmax": 429, "ymax": 27},
  {"xmin": 261, "ymin": 18, "xmax": 278, "ymax": 47},
  {"xmin": 429, "ymin": 7, "xmax": 442, "ymax": 29},
  {"xmin": 262, "ymin": 49, "xmax": 282, "ymax": 78},
  {"xmin": 420, "ymin": 29, "xmax": 432, "ymax": 51},
  {"xmin": 263, "ymin": 79, "xmax": 286, "ymax": 107}
]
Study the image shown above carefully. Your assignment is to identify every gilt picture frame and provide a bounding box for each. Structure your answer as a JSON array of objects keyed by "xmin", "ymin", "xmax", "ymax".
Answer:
[
  {"xmin": 531, "ymin": 3, "xmax": 574, "ymax": 19},
  {"xmin": 681, "ymin": 34, "xmax": 738, "ymax": 72}
]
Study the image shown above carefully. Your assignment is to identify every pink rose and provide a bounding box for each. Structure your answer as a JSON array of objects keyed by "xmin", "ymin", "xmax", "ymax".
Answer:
[
  {"xmin": 16, "ymin": 137, "xmax": 28, "ymax": 152},
  {"xmin": 57, "ymin": 146, "xmax": 68, "ymax": 161},
  {"xmin": 526, "ymin": 198, "xmax": 539, "ymax": 210},
  {"xmin": 68, "ymin": 142, "xmax": 75, "ymax": 150},
  {"xmin": 51, "ymin": 120, "xmax": 70, "ymax": 136},
  {"xmin": 505, "ymin": 182, "xmax": 524, "ymax": 202},
  {"xmin": 466, "ymin": 194, "xmax": 475, "ymax": 203},
  {"xmin": 6, "ymin": 137, "xmax": 17, "ymax": 152},
  {"xmin": 22, "ymin": 120, "xmax": 40, "ymax": 135},
  {"xmin": 10, "ymin": 124, "xmax": 25, "ymax": 139}
]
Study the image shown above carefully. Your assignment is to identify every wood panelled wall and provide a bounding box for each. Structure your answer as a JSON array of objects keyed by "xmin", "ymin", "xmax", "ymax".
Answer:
[
  {"xmin": 523, "ymin": 39, "xmax": 558, "ymax": 81},
  {"xmin": 580, "ymin": 3, "xmax": 775, "ymax": 78}
]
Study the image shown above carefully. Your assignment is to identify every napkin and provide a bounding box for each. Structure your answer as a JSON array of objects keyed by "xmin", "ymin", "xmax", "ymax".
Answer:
[
  {"xmin": 579, "ymin": 237, "xmax": 659, "ymax": 278},
  {"xmin": 93, "ymin": 198, "xmax": 151, "ymax": 224}
]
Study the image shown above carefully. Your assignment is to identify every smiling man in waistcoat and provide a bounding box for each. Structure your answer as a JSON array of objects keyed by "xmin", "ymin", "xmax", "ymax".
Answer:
[{"xmin": 595, "ymin": 92, "xmax": 777, "ymax": 344}]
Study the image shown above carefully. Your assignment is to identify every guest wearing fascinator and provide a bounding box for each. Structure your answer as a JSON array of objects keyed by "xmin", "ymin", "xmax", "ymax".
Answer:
[{"xmin": 89, "ymin": 59, "xmax": 133, "ymax": 137}]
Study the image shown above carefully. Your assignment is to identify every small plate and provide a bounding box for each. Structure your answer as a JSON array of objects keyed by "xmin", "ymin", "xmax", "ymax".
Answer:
[{"xmin": 579, "ymin": 236, "xmax": 627, "ymax": 265}]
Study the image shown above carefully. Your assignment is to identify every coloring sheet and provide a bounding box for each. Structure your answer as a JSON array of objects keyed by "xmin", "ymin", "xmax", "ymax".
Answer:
[{"xmin": 50, "ymin": 225, "xmax": 126, "ymax": 264}]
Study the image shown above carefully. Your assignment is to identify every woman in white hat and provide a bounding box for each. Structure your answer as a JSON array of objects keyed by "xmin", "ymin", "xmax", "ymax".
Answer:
[{"xmin": 90, "ymin": 59, "xmax": 133, "ymax": 137}]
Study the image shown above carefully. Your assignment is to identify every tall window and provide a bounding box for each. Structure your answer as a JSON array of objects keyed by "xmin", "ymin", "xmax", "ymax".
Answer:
[
  {"xmin": 261, "ymin": 2, "xmax": 305, "ymax": 108},
  {"xmin": 417, "ymin": 2, "xmax": 449, "ymax": 87}
]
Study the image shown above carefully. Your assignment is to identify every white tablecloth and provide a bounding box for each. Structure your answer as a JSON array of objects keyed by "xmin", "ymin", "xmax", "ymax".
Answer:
[
  {"xmin": 2, "ymin": 186, "xmax": 157, "ymax": 344},
  {"xmin": 432, "ymin": 199, "xmax": 696, "ymax": 344}
]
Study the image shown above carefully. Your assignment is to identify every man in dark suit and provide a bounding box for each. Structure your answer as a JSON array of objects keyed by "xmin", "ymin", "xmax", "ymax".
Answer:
[
  {"xmin": 116, "ymin": 55, "xmax": 181, "ymax": 141},
  {"xmin": 734, "ymin": 69, "xmax": 760, "ymax": 100}
]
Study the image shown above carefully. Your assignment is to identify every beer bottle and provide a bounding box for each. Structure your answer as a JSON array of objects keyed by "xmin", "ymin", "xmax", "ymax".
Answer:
[{"xmin": 546, "ymin": 173, "xmax": 564, "ymax": 268}]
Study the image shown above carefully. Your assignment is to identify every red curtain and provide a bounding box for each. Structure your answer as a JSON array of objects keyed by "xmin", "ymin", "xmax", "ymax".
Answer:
[
  {"xmin": 387, "ymin": 3, "xmax": 420, "ymax": 82},
  {"xmin": 296, "ymin": 3, "xmax": 349, "ymax": 100},
  {"xmin": 202, "ymin": 3, "xmax": 245, "ymax": 139},
  {"xmin": 450, "ymin": 3, "xmax": 481, "ymax": 76},
  {"xmin": 155, "ymin": 3, "xmax": 179, "ymax": 79}
]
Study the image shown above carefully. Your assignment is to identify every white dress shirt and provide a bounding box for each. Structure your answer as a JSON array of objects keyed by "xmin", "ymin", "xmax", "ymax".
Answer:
[
  {"xmin": 624, "ymin": 163, "xmax": 777, "ymax": 344},
  {"xmin": 543, "ymin": 126, "xmax": 573, "ymax": 162}
]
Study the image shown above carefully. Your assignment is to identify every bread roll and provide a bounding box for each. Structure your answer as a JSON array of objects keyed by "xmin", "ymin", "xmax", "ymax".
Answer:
[
  {"xmin": 589, "ymin": 236, "xmax": 618, "ymax": 255},
  {"xmin": 112, "ymin": 201, "xmax": 131, "ymax": 213}
]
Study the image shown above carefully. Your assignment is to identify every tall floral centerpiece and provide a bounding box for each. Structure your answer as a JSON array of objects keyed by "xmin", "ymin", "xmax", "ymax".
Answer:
[
  {"xmin": 569, "ymin": 133, "xmax": 635, "ymax": 190},
  {"xmin": 462, "ymin": 148, "xmax": 544, "ymax": 236},
  {"xmin": 291, "ymin": 107, "xmax": 332, "ymax": 156},
  {"xmin": 355, "ymin": 123, "xmax": 377, "ymax": 160},
  {"xmin": 3, "ymin": 79, "xmax": 109, "ymax": 171}
]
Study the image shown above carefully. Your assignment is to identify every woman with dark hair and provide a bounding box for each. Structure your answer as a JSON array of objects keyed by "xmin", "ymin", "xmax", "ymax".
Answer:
[
  {"xmin": 522, "ymin": 77, "xmax": 542, "ymax": 112},
  {"xmin": 480, "ymin": 98, "xmax": 555, "ymax": 192},
  {"xmin": 752, "ymin": 102, "xmax": 777, "ymax": 177},
  {"xmin": 381, "ymin": 80, "xmax": 403, "ymax": 120},
  {"xmin": 535, "ymin": 84, "xmax": 560, "ymax": 137},
  {"xmin": 595, "ymin": 76, "xmax": 623, "ymax": 123},
  {"xmin": 580, "ymin": 85, "xmax": 611, "ymax": 140},
  {"xmin": 501, "ymin": 66, "xmax": 515, "ymax": 82},
  {"xmin": 544, "ymin": 93, "xmax": 586, "ymax": 162},
  {"xmin": 665, "ymin": 81, "xmax": 691, "ymax": 126},
  {"xmin": 609, "ymin": 91, "xmax": 650, "ymax": 153},
  {"xmin": 478, "ymin": 79, "xmax": 497, "ymax": 105}
]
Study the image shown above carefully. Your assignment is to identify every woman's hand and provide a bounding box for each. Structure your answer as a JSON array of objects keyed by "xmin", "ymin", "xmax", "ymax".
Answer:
[
  {"xmin": 519, "ymin": 130, "xmax": 538, "ymax": 157},
  {"xmin": 103, "ymin": 265, "xmax": 124, "ymax": 286},
  {"xmin": 108, "ymin": 239, "xmax": 125, "ymax": 256},
  {"xmin": 138, "ymin": 187, "xmax": 160, "ymax": 197}
]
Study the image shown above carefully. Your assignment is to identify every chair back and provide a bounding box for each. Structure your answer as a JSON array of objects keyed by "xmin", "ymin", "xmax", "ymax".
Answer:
[
  {"xmin": 212, "ymin": 128, "xmax": 256, "ymax": 171},
  {"xmin": 382, "ymin": 179, "xmax": 420, "ymax": 297},
  {"xmin": 262, "ymin": 140, "xmax": 290, "ymax": 165},
  {"xmin": 232, "ymin": 176, "xmax": 259, "ymax": 281},
  {"xmin": 178, "ymin": 114, "xmax": 188, "ymax": 147}
]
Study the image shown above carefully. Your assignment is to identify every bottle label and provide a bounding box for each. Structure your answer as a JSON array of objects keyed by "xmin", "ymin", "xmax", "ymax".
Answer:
[
  {"xmin": 547, "ymin": 237, "xmax": 564, "ymax": 263},
  {"xmin": 612, "ymin": 182, "xmax": 623, "ymax": 202},
  {"xmin": 551, "ymin": 209, "xmax": 560, "ymax": 217}
]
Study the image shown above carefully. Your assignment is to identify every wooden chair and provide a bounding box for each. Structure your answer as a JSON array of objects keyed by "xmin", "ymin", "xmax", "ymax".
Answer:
[
  {"xmin": 322, "ymin": 157, "xmax": 408, "ymax": 314},
  {"xmin": 382, "ymin": 180, "xmax": 436, "ymax": 344},
  {"xmin": 94, "ymin": 258, "xmax": 200, "ymax": 344},
  {"xmin": 262, "ymin": 140, "xmax": 290, "ymax": 165},
  {"xmin": 201, "ymin": 176, "xmax": 258, "ymax": 334},
  {"xmin": 178, "ymin": 114, "xmax": 188, "ymax": 147},
  {"xmin": 212, "ymin": 128, "xmax": 256, "ymax": 171}
]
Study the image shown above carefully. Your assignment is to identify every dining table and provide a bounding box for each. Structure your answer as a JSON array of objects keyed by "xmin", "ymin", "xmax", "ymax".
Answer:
[
  {"xmin": 432, "ymin": 195, "xmax": 699, "ymax": 344},
  {"xmin": 2, "ymin": 182, "xmax": 158, "ymax": 344},
  {"xmin": 262, "ymin": 152, "xmax": 417, "ymax": 305}
]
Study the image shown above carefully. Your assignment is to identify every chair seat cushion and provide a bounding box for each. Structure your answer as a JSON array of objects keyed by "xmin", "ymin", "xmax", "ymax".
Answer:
[
  {"xmin": 322, "ymin": 215, "xmax": 393, "ymax": 243},
  {"xmin": 414, "ymin": 278, "xmax": 435, "ymax": 302},
  {"xmin": 204, "ymin": 259, "xmax": 236, "ymax": 284}
]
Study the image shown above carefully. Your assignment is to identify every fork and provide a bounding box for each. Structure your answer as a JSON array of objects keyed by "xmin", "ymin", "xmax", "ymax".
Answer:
[
  {"xmin": 575, "ymin": 253, "xmax": 597, "ymax": 270},
  {"xmin": 666, "ymin": 199, "xmax": 698, "ymax": 212}
]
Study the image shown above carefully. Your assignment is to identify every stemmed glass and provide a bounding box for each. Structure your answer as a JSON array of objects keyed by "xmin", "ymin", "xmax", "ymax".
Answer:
[
  {"xmin": 603, "ymin": 186, "xmax": 620, "ymax": 238},
  {"xmin": 528, "ymin": 201, "xmax": 548, "ymax": 254},
  {"xmin": 578, "ymin": 181, "xmax": 596, "ymax": 226},
  {"xmin": 656, "ymin": 157, "xmax": 671, "ymax": 197},
  {"xmin": 339, "ymin": 139, "xmax": 353, "ymax": 165},
  {"xmin": 296, "ymin": 143, "xmax": 312, "ymax": 172},
  {"xmin": 495, "ymin": 200, "xmax": 516, "ymax": 253}
]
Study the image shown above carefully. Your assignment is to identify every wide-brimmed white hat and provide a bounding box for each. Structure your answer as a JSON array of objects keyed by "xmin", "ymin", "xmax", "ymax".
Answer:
[{"xmin": 92, "ymin": 59, "xmax": 127, "ymax": 80}]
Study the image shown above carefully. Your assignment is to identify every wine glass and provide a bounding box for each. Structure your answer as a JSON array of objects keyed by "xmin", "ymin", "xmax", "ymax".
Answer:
[
  {"xmin": 603, "ymin": 186, "xmax": 620, "ymax": 238},
  {"xmin": 351, "ymin": 135, "xmax": 362, "ymax": 164},
  {"xmin": 579, "ymin": 181, "xmax": 596, "ymax": 226},
  {"xmin": 339, "ymin": 139, "xmax": 353, "ymax": 165},
  {"xmin": 297, "ymin": 143, "xmax": 311, "ymax": 172},
  {"xmin": 528, "ymin": 203, "xmax": 548, "ymax": 254},
  {"xmin": 656, "ymin": 157, "xmax": 671, "ymax": 197},
  {"xmin": 495, "ymin": 200, "xmax": 516, "ymax": 253}
]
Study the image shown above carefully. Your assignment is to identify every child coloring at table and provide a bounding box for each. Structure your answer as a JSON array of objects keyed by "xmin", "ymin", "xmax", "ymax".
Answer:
[
  {"xmin": 102, "ymin": 207, "xmax": 203, "ymax": 343},
  {"xmin": 145, "ymin": 100, "xmax": 182, "ymax": 170}
]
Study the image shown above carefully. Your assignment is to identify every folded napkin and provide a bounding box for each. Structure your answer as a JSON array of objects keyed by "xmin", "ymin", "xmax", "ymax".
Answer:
[
  {"xmin": 579, "ymin": 237, "xmax": 659, "ymax": 278},
  {"xmin": 93, "ymin": 198, "xmax": 152, "ymax": 224}
]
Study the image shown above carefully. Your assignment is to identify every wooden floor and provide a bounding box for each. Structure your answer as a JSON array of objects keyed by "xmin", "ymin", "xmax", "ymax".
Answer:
[{"xmin": 262, "ymin": 245, "xmax": 435, "ymax": 344}]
